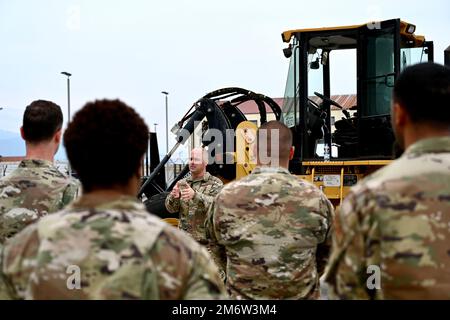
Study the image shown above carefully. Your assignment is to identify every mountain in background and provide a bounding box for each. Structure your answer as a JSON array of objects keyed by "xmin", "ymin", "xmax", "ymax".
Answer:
[
  {"xmin": 1, "ymin": 129, "xmax": 183, "ymax": 162},
  {"xmin": 0, "ymin": 129, "xmax": 67, "ymax": 160},
  {"xmin": 0, "ymin": 129, "xmax": 25, "ymax": 156}
]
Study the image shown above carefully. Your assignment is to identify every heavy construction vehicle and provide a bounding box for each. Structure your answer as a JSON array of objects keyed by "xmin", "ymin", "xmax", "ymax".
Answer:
[
  {"xmin": 140, "ymin": 18, "xmax": 440, "ymax": 218},
  {"xmin": 279, "ymin": 18, "xmax": 434, "ymax": 206}
]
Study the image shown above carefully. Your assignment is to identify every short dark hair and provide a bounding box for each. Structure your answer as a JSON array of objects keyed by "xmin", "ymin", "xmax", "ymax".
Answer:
[
  {"xmin": 257, "ymin": 120, "xmax": 293, "ymax": 161},
  {"xmin": 64, "ymin": 99, "xmax": 149, "ymax": 192},
  {"xmin": 22, "ymin": 100, "xmax": 63, "ymax": 143},
  {"xmin": 393, "ymin": 62, "xmax": 450, "ymax": 125}
]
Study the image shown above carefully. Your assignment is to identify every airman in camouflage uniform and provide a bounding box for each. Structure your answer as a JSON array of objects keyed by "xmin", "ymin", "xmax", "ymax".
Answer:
[
  {"xmin": 0, "ymin": 159, "xmax": 80, "ymax": 243},
  {"xmin": 0, "ymin": 99, "xmax": 225, "ymax": 300},
  {"xmin": 325, "ymin": 63, "xmax": 450, "ymax": 299},
  {"xmin": 165, "ymin": 148, "xmax": 223, "ymax": 245},
  {"xmin": 0, "ymin": 100, "xmax": 80, "ymax": 244},
  {"xmin": 0, "ymin": 195, "xmax": 225, "ymax": 299},
  {"xmin": 206, "ymin": 121, "xmax": 334, "ymax": 299}
]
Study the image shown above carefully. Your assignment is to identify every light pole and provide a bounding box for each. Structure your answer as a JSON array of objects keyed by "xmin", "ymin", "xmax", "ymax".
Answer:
[
  {"xmin": 61, "ymin": 71, "xmax": 72, "ymax": 177},
  {"xmin": 161, "ymin": 91, "xmax": 169, "ymax": 154},
  {"xmin": 61, "ymin": 72, "xmax": 72, "ymax": 122},
  {"xmin": 145, "ymin": 132, "xmax": 150, "ymax": 176}
]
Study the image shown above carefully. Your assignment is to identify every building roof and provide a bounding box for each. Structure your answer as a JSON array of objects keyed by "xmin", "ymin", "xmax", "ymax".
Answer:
[
  {"xmin": 310, "ymin": 94, "xmax": 357, "ymax": 110},
  {"xmin": 0, "ymin": 156, "xmax": 25, "ymax": 162},
  {"xmin": 0, "ymin": 156, "xmax": 25, "ymax": 163},
  {"xmin": 235, "ymin": 95, "xmax": 356, "ymax": 115}
]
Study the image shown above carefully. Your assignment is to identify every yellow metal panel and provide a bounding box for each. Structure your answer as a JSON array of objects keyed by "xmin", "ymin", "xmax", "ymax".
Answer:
[
  {"xmin": 282, "ymin": 23, "xmax": 366, "ymax": 42},
  {"xmin": 343, "ymin": 160, "xmax": 392, "ymax": 166},
  {"xmin": 282, "ymin": 20, "xmax": 424, "ymax": 46},
  {"xmin": 399, "ymin": 21, "xmax": 425, "ymax": 46},
  {"xmin": 297, "ymin": 169, "xmax": 380, "ymax": 207},
  {"xmin": 235, "ymin": 121, "xmax": 258, "ymax": 180},
  {"xmin": 163, "ymin": 218, "xmax": 179, "ymax": 228},
  {"xmin": 302, "ymin": 160, "xmax": 391, "ymax": 166},
  {"xmin": 302, "ymin": 161, "xmax": 346, "ymax": 166},
  {"xmin": 322, "ymin": 187, "xmax": 342, "ymax": 199}
]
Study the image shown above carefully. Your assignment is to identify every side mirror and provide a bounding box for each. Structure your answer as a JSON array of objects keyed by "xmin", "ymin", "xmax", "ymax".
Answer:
[
  {"xmin": 283, "ymin": 45, "xmax": 292, "ymax": 58},
  {"xmin": 310, "ymin": 58, "xmax": 320, "ymax": 70}
]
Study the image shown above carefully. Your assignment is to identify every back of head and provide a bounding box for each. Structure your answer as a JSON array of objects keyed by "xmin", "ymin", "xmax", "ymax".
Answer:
[
  {"xmin": 257, "ymin": 120, "xmax": 293, "ymax": 165},
  {"xmin": 393, "ymin": 62, "xmax": 450, "ymax": 126},
  {"xmin": 22, "ymin": 100, "xmax": 63, "ymax": 143},
  {"xmin": 63, "ymin": 99, "xmax": 149, "ymax": 192}
]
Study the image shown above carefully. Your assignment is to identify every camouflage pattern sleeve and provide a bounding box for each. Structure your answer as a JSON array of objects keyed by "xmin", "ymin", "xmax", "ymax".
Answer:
[
  {"xmin": 0, "ymin": 245, "xmax": 14, "ymax": 300},
  {"xmin": 193, "ymin": 178, "xmax": 223, "ymax": 208},
  {"xmin": 316, "ymin": 195, "xmax": 335, "ymax": 276},
  {"xmin": 147, "ymin": 227, "xmax": 226, "ymax": 299},
  {"xmin": 0, "ymin": 223, "xmax": 41, "ymax": 300},
  {"xmin": 61, "ymin": 178, "xmax": 82, "ymax": 208},
  {"xmin": 183, "ymin": 244, "xmax": 227, "ymax": 300},
  {"xmin": 165, "ymin": 192, "xmax": 180, "ymax": 214},
  {"xmin": 205, "ymin": 199, "xmax": 227, "ymax": 275},
  {"xmin": 325, "ymin": 189, "xmax": 374, "ymax": 300}
]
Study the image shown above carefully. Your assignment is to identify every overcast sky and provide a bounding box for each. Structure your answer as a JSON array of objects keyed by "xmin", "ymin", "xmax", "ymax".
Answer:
[{"xmin": 1, "ymin": 0, "xmax": 449, "ymax": 157}]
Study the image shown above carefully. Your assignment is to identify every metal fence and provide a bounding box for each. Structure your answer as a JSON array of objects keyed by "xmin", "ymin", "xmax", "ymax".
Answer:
[
  {"xmin": 165, "ymin": 160, "xmax": 186, "ymax": 185},
  {"xmin": 0, "ymin": 160, "xmax": 70, "ymax": 177}
]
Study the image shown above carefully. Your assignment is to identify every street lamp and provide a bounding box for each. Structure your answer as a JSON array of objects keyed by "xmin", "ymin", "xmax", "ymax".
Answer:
[
  {"xmin": 161, "ymin": 91, "xmax": 169, "ymax": 154},
  {"xmin": 61, "ymin": 71, "xmax": 72, "ymax": 177},
  {"xmin": 61, "ymin": 72, "xmax": 72, "ymax": 122}
]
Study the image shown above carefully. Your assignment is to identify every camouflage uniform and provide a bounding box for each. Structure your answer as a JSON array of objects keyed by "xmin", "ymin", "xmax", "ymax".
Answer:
[
  {"xmin": 325, "ymin": 137, "xmax": 450, "ymax": 299},
  {"xmin": 0, "ymin": 159, "xmax": 80, "ymax": 244},
  {"xmin": 205, "ymin": 166, "xmax": 334, "ymax": 300},
  {"xmin": 0, "ymin": 195, "xmax": 225, "ymax": 300},
  {"xmin": 165, "ymin": 172, "xmax": 223, "ymax": 245}
]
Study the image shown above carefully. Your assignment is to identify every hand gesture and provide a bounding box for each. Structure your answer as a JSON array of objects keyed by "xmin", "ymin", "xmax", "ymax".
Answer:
[
  {"xmin": 180, "ymin": 185, "xmax": 195, "ymax": 201},
  {"xmin": 170, "ymin": 183, "xmax": 180, "ymax": 199}
]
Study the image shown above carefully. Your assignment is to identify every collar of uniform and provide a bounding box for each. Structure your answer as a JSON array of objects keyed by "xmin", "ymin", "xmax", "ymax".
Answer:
[
  {"xmin": 252, "ymin": 166, "xmax": 290, "ymax": 175},
  {"xmin": 186, "ymin": 171, "xmax": 211, "ymax": 183},
  {"xmin": 404, "ymin": 136, "xmax": 450, "ymax": 157},
  {"xmin": 71, "ymin": 194, "xmax": 146, "ymax": 213},
  {"xmin": 19, "ymin": 159, "xmax": 54, "ymax": 169}
]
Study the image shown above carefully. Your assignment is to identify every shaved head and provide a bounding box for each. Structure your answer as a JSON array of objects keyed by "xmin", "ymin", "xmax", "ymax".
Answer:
[
  {"xmin": 191, "ymin": 147, "xmax": 208, "ymax": 163},
  {"xmin": 256, "ymin": 121, "xmax": 293, "ymax": 166}
]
